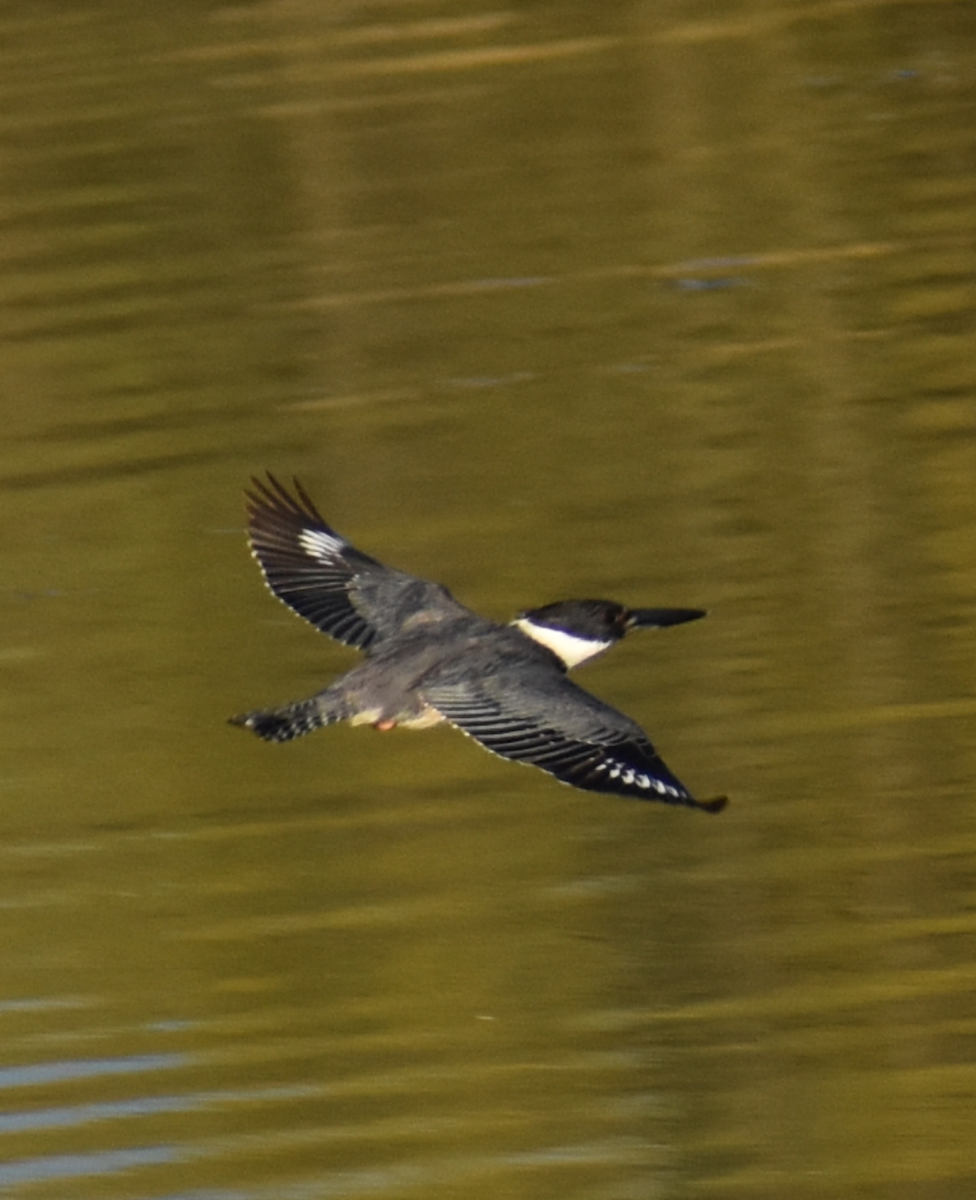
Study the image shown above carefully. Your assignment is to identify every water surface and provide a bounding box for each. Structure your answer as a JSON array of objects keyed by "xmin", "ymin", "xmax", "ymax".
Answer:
[{"xmin": 2, "ymin": 3, "xmax": 975, "ymax": 1198}]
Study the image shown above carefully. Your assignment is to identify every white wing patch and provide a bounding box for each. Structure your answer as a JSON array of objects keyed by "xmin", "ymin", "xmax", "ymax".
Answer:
[
  {"xmin": 593, "ymin": 759, "xmax": 682, "ymax": 799},
  {"xmin": 298, "ymin": 528, "xmax": 345, "ymax": 561}
]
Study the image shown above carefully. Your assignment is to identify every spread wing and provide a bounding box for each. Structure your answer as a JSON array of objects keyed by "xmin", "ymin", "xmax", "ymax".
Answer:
[
  {"xmin": 242, "ymin": 474, "xmax": 471, "ymax": 651},
  {"xmin": 422, "ymin": 666, "xmax": 726, "ymax": 812}
]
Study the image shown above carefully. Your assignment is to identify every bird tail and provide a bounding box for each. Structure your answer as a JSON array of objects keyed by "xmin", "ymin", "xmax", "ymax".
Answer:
[{"xmin": 229, "ymin": 692, "xmax": 346, "ymax": 743}]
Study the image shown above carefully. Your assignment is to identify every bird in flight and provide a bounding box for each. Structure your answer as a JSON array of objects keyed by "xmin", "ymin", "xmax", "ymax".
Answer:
[{"xmin": 230, "ymin": 474, "xmax": 725, "ymax": 813}]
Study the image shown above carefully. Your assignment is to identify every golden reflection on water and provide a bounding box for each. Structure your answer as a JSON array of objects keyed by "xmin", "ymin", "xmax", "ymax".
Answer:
[{"xmin": 1, "ymin": 1, "xmax": 975, "ymax": 1198}]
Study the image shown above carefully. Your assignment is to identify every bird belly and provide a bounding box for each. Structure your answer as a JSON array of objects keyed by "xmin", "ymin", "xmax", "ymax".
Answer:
[
  {"xmin": 348, "ymin": 703, "xmax": 444, "ymax": 730},
  {"xmin": 348, "ymin": 707, "xmax": 385, "ymax": 727},
  {"xmin": 397, "ymin": 705, "xmax": 444, "ymax": 730}
]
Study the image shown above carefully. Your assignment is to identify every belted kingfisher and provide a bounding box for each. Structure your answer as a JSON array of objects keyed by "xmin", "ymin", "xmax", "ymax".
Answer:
[{"xmin": 230, "ymin": 474, "xmax": 726, "ymax": 813}]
